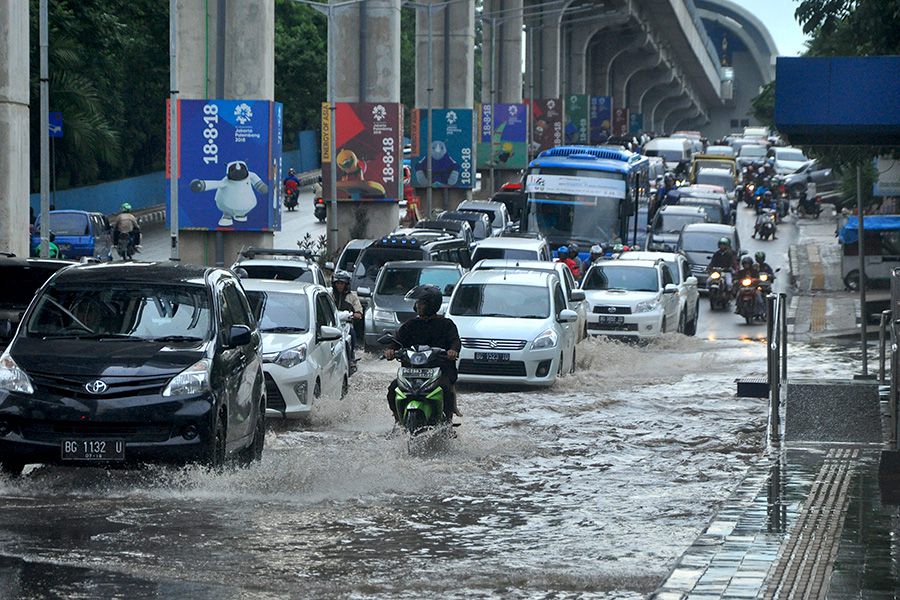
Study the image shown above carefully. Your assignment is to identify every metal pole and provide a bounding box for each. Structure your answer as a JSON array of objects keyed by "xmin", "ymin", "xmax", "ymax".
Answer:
[
  {"xmin": 527, "ymin": 23, "xmax": 533, "ymax": 159},
  {"xmin": 858, "ymin": 163, "xmax": 868, "ymax": 376},
  {"xmin": 766, "ymin": 293, "xmax": 778, "ymax": 444},
  {"xmin": 780, "ymin": 292, "xmax": 787, "ymax": 380},
  {"xmin": 489, "ymin": 16, "xmax": 497, "ymax": 196},
  {"xmin": 214, "ymin": 0, "xmax": 227, "ymax": 267},
  {"xmin": 39, "ymin": 0, "xmax": 49, "ymax": 258},
  {"xmin": 426, "ymin": 3, "xmax": 433, "ymax": 218},
  {"xmin": 880, "ymin": 310, "xmax": 890, "ymax": 384},
  {"xmin": 892, "ymin": 319, "xmax": 899, "ymax": 448},
  {"xmin": 168, "ymin": 0, "xmax": 180, "ymax": 261},
  {"xmin": 327, "ymin": 3, "xmax": 339, "ymax": 255}
]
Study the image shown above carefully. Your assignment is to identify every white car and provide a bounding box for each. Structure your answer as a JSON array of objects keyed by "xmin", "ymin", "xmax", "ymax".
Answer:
[
  {"xmin": 241, "ymin": 280, "xmax": 349, "ymax": 419},
  {"xmin": 470, "ymin": 236, "xmax": 552, "ymax": 263},
  {"xmin": 616, "ymin": 251, "xmax": 700, "ymax": 335},
  {"xmin": 457, "ymin": 200, "xmax": 512, "ymax": 235},
  {"xmin": 771, "ymin": 147, "xmax": 809, "ymax": 175},
  {"xmin": 448, "ymin": 270, "xmax": 578, "ymax": 386},
  {"xmin": 581, "ymin": 259, "xmax": 681, "ymax": 339},
  {"xmin": 233, "ymin": 248, "xmax": 327, "ymax": 286},
  {"xmin": 469, "ymin": 258, "xmax": 588, "ymax": 341}
]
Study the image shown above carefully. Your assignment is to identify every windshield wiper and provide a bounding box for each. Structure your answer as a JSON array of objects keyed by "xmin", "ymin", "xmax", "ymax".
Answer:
[
  {"xmin": 260, "ymin": 326, "xmax": 305, "ymax": 333},
  {"xmin": 151, "ymin": 335, "xmax": 204, "ymax": 343},
  {"xmin": 42, "ymin": 333, "xmax": 143, "ymax": 341}
]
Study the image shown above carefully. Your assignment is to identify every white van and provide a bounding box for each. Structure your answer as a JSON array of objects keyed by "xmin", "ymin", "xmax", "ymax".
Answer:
[{"xmin": 642, "ymin": 137, "xmax": 692, "ymax": 174}]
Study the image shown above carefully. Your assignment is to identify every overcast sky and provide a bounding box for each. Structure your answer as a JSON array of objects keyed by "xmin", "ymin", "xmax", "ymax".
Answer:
[{"xmin": 726, "ymin": 0, "xmax": 811, "ymax": 57}]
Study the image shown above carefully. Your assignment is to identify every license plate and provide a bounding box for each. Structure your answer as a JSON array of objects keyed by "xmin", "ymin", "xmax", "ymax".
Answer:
[
  {"xmin": 401, "ymin": 368, "xmax": 435, "ymax": 378},
  {"xmin": 474, "ymin": 352, "xmax": 510, "ymax": 362},
  {"xmin": 598, "ymin": 315, "xmax": 624, "ymax": 325},
  {"xmin": 61, "ymin": 439, "xmax": 125, "ymax": 461}
]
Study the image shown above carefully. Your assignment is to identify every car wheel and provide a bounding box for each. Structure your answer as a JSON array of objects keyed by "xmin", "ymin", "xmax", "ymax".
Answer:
[
  {"xmin": 0, "ymin": 460, "xmax": 25, "ymax": 478},
  {"xmin": 570, "ymin": 347, "xmax": 576, "ymax": 374},
  {"xmin": 686, "ymin": 301, "xmax": 699, "ymax": 336},
  {"xmin": 238, "ymin": 398, "xmax": 265, "ymax": 466},
  {"xmin": 313, "ymin": 378, "xmax": 322, "ymax": 399},
  {"xmin": 661, "ymin": 317, "xmax": 667, "ymax": 334},
  {"xmin": 844, "ymin": 269, "xmax": 860, "ymax": 291},
  {"xmin": 205, "ymin": 409, "xmax": 227, "ymax": 469},
  {"xmin": 557, "ymin": 353, "xmax": 564, "ymax": 378}
]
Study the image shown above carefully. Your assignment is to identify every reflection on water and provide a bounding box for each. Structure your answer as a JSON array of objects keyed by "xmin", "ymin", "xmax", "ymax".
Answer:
[{"xmin": 0, "ymin": 338, "xmax": 861, "ymax": 598}]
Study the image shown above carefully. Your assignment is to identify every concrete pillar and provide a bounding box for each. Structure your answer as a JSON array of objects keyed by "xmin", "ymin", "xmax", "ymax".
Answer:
[
  {"xmin": 619, "ymin": 52, "xmax": 663, "ymax": 113},
  {"xmin": 481, "ymin": 0, "xmax": 523, "ymax": 104},
  {"xmin": 652, "ymin": 92, "xmax": 688, "ymax": 134},
  {"xmin": 638, "ymin": 72, "xmax": 677, "ymax": 132},
  {"xmin": 587, "ymin": 35, "xmax": 615, "ymax": 95},
  {"xmin": 177, "ymin": 0, "xmax": 277, "ymax": 267},
  {"xmin": 566, "ymin": 24, "xmax": 595, "ymax": 94},
  {"xmin": 538, "ymin": 16, "xmax": 561, "ymax": 98},
  {"xmin": 415, "ymin": 0, "xmax": 475, "ymax": 210},
  {"xmin": 330, "ymin": 0, "xmax": 401, "ymax": 245},
  {"xmin": 0, "ymin": 0, "xmax": 29, "ymax": 257},
  {"xmin": 605, "ymin": 30, "xmax": 647, "ymax": 101}
]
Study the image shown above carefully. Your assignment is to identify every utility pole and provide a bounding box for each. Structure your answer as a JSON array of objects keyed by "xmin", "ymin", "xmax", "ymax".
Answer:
[
  {"xmin": 39, "ymin": 0, "xmax": 49, "ymax": 257},
  {"xmin": 169, "ymin": 0, "xmax": 180, "ymax": 261}
]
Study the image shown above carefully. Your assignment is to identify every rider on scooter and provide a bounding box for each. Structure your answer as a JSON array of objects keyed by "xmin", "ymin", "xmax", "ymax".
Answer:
[
  {"xmin": 755, "ymin": 251, "xmax": 775, "ymax": 278},
  {"xmin": 708, "ymin": 237, "xmax": 738, "ymax": 290},
  {"xmin": 111, "ymin": 203, "xmax": 141, "ymax": 252},
  {"xmin": 384, "ymin": 285, "xmax": 461, "ymax": 423}
]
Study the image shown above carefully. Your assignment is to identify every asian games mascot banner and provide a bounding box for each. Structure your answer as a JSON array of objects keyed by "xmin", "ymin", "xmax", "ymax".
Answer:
[{"xmin": 169, "ymin": 99, "xmax": 283, "ymax": 231}]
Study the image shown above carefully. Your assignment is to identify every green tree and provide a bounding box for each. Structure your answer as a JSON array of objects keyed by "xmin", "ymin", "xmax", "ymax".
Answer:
[{"xmin": 749, "ymin": 81, "xmax": 775, "ymax": 131}]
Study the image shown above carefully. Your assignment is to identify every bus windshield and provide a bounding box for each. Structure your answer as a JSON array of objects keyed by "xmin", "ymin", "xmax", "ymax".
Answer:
[{"xmin": 524, "ymin": 168, "xmax": 627, "ymax": 245}]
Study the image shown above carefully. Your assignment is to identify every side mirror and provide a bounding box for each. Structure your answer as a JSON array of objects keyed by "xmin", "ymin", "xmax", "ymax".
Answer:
[
  {"xmin": 318, "ymin": 325, "xmax": 343, "ymax": 341},
  {"xmin": 357, "ymin": 286, "xmax": 371, "ymax": 297},
  {"xmin": 225, "ymin": 324, "xmax": 252, "ymax": 348},
  {"xmin": 558, "ymin": 309, "xmax": 578, "ymax": 323},
  {"xmin": 685, "ymin": 276, "xmax": 698, "ymax": 286},
  {"xmin": 324, "ymin": 261, "xmax": 335, "ymax": 271},
  {"xmin": 569, "ymin": 290, "xmax": 585, "ymax": 302},
  {"xmin": 663, "ymin": 284, "xmax": 678, "ymax": 294},
  {"xmin": 0, "ymin": 319, "xmax": 13, "ymax": 340}
]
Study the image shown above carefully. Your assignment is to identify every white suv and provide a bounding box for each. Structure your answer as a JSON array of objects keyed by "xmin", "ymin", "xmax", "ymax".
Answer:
[
  {"xmin": 581, "ymin": 259, "xmax": 681, "ymax": 339},
  {"xmin": 616, "ymin": 251, "xmax": 700, "ymax": 335},
  {"xmin": 448, "ymin": 270, "xmax": 578, "ymax": 386},
  {"xmin": 470, "ymin": 237, "xmax": 552, "ymax": 263}
]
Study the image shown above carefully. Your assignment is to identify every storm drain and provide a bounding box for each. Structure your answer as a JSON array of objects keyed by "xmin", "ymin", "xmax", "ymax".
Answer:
[{"xmin": 762, "ymin": 447, "xmax": 858, "ymax": 599}]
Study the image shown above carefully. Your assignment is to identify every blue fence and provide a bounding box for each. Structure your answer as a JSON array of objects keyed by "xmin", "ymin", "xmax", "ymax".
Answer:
[{"xmin": 28, "ymin": 130, "xmax": 322, "ymax": 216}]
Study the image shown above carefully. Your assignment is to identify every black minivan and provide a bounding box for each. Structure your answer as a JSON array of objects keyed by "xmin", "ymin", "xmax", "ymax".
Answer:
[{"xmin": 0, "ymin": 262, "xmax": 265, "ymax": 475}]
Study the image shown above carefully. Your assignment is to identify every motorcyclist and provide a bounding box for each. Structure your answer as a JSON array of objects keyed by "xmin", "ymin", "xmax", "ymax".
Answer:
[
  {"xmin": 736, "ymin": 255, "xmax": 759, "ymax": 281},
  {"xmin": 567, "ymin": 243, "xmax": 582, "ymax": 280},
  {"xmin": 312, "ymin": 175, "xmax": 324, "ymax": 199},
  {"xmin": 110, "ymin": 203, "xmax": 141, "ymax": 252},
  {"xmin": 32, "ymin": 231, "xmax": 60, "ymax": 258},
  {"xmin": 583, "ymin": 244, "xmax": 604, "ymax": 272},
  {"xmin": 755, "ymin": 251, "xmax": 775, "ymax": 277},
  {"xmin": 384, "ymin": 284, "xmax": 461, "ymax": 422},
  {"xmin": 283, "ymin": 168, "xmax": 300, "ymax": 205},
  {"xmin": 331, "ymin": 270, "xmax": 363, "ymax": 363},
  {"xmin": 799, "ymin": 174, "xmax": 820, "ymax": 215},
  {"xmin": 654, "ymin": 172, "xmax": 677, "ymax": 215},
  {"xmin": 707, "ymin": 237, "xmax": 738, "ymax": 289},
  {"xmin": 556, "ymin": 245, "xmax": 580, "ymax": 279}
]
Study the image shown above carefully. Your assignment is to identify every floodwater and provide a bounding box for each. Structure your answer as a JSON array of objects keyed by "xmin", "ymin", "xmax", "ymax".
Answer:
[{"xmin": 0, "ymin": 337, "xmax": 861, "ymax": 599}]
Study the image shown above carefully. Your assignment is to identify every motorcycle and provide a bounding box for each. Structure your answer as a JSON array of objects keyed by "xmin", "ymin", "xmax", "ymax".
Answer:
[
  {"xmin": 795, "ymin": 191, "xmax": 822, "ymax": 219},
  {"xmin": 743, "ymin": 182, "xmax": 757, "ymax": 208},
  {"xmin": 735, "ymin": 276, "xmax": 764, "ymax": 325},
  {"xmin": 707, "ymin": 267, "xmax": 730, "ymax": 311},
  {"xmin": 754, "ymin": 208, "xmax": 777, "ymax": 240},
  {"xmin": 380, "ymin": 335, "xmax": 453, "ymax": 436},
  {"xmin": 314, "ymin": 196, "xmax": 326, "ymax": 223},
  {"xmin": 283, "ymin": 186, "xmax": 299, "ymax": 211},
  {"xmin": 115, "ymin": 231, "xmax": 137, "ymax": 261}
]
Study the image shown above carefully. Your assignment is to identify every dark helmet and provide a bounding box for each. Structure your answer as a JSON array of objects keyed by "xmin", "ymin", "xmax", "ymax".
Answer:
[
  {"xmin": 568, "ymin": 242, "xmax": 580, "ymax": 255},
  {"xmin": 664, "ymin": 172, "xmax": 675, "ymax": 185},
  {"xmin": 763, "ymin": 190, "xmax": 773, "ymax": 198},
  {"xmin": 332, "ymin": 270, "xmax": 352, "ymax": 286},
  {"xmin": 233, "ymin": 267, "xmax": 249, "ymax": 279},
  {"xmin": 48, "ymin": 230, "xmax": 56, "ymax": 243},
  {"xmin": 405, "ymin": 284, "xmax": 442, "ymax": 316},
  {"xmin": 741, "ymin": 255, "xmax": 753, "ymax": 268},
  {"xmin": 718, "ymin": 237, "xmax": 731, "ymax": 248},
  {"xmin": 755, "ymin": 251, "xmax": 766, "ymax": 262},
  {"xmin": 288, "ymin": 167, "xmax": 296, "ymax": 175}
]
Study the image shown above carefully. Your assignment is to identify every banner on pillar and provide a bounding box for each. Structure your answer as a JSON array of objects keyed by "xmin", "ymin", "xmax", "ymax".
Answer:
[
  {"xmin": 564, "ymin": 94, "xmax": 589, "ymax": 144},
  {"xmin": 612, "ymin": 106, "xmax": 629, "ymax": 137},
  {"xmin": 629, "ymin": 112, "xmax": 643, "ymax": 135},
  {"xmin": 410, "ymin": 108, "xmax": 474, "ymax": 189},
  {"xmin": 168, "ymin": 99, "xmax": 283, "ymax": 232},
  {"xmin": 321, "ymin": 102, "xmax": 403, "ymax": 202},
  {"xmin": 476, "ymin": 103, "xmax": 528, "ymax": 170},
  {"xmin": 526, "ymin": 98, "xmax": 563, "ymax": 155},
  {"xmin": 589, "ymin": 96, "xmax": 612, "ymax": 144}
]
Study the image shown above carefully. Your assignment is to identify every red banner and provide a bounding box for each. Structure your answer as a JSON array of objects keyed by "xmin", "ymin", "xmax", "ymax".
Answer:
[
  {"xmin": 527, "ymin": 98, "xmax": 563, "ymax": 154},
  {"xmin": 612, "ymin": 107, "xmax": 629, "ymax": 137}
]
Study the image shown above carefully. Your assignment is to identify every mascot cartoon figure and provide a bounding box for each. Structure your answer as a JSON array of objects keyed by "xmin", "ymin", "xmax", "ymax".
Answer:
[
  {"xmin": 190, "ymin": 160, "xmax": 269, "ymax": 227},
  {"xmin": 414, "ymin": 141, "xmax": 461, "ymax": 187}
]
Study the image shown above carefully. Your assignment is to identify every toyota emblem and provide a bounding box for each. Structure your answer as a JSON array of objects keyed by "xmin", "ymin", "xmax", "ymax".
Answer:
[
  {"xmin": 608, "ymin": 307, "xmax": 617, "ymax": 313},
  {"xmin": 84, "ymin": 380, "xmax": 108, "ymax": 395}
]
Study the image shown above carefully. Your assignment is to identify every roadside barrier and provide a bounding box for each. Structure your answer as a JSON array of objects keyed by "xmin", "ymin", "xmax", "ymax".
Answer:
[{"xmin": 766, "ymin": 292, "xmax": 789, "ymax": 446}]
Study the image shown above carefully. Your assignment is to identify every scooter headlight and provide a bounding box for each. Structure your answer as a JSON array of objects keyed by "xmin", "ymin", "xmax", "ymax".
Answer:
[
  {"xmin": 759, "ymin": 273, "xmax": 769, "ymax": 282},
  {"xmin": 709, "ymin": 271, "xmax": 721, "ymax": 280},
  {"xmin": 741, "ymin": 278, "xmax": 753, "ymax": 287}
]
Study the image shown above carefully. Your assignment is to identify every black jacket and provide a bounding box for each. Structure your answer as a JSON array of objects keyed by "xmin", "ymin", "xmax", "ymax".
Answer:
[
  {"xmin": 393, "ymin": 315, "xmax": 461, "ymax": 381},
  {"xmin": 708, "ymin": 249, "xmax": 738, "ymax": 271}
]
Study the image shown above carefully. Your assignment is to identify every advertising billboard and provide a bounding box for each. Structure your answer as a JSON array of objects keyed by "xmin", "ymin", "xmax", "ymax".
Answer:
[
  {"xmin": 410, "ymin": 108, "xmax": 474, "ymax": 189},
  {"xmin": 170, "ymin": 99, "xmax": 283, "ymax": 231},
  {"xmin": 476, "ymin": 103, "xmax": 528, "ymax": 170},
  {"xmin": 589, "ymin": 96, "xmax": 612, "ymax": 144},
  {"xmin": 564, "ymin": 94, "xmax": 589, "ymax": 144},
  {"xmin": 612, "ymin": 106, "xmax": 629, "ymax": 137},
  {"xmin": 321, "ymin": 102, "xmax": 403, "ymax": 202},
  {"xmin": 526, "ymin": 98, "xmax": 563, "ymax": 155},
  {"xmin": 629, "ymin": 112, "xmax": 643, "ymax": 135}
]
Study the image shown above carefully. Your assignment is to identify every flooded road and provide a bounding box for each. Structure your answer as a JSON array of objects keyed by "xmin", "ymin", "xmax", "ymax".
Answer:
[{"xmin": 0, "ymin": 337, "xmax": 861, "ymax": 599}]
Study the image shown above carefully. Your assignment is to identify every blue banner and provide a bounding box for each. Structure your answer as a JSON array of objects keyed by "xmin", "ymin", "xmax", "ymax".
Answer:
[
  {"xmin": 589, "ymin": 96, "xmax": 611, "ymax": 144},
  {"xmin": 629, "ymin": 112, "xmax": 643, "ymax": 135},
  {"xmin": 171, "ymin": 99, "xmax": 282, "ymax": 231},
  {"xmin": 411, "ymin": 108, "xmax": 474, "ymax": 189}
]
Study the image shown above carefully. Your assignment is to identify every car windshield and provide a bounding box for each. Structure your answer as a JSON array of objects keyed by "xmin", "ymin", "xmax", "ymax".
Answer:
[
  {"xmin": 705, "ymin": 147, "xmax": 734, "ymax": 157},
  {"xmin": 377, "ymin": 267, "xmax": 461, "ymax": 296},
  {"xmin": 450, "ymin": 284, "xmax": 550, "ymax": 318},
  {"xmin": 245, "ymin": 291, "xmax": 309, "ymax": 332},
  {"xmin": 655, "ymin": 213, "xmax": 705, "ymax": 234},
  {"xmin": 696, "ymin": 171, "xmax": 734, "ymax": 190},
  {"xmin": 679, "ymin": 201, "xmax": 723, "ymax": 224},
  {"xmin": 740, "ymin": 146, "xmax": 766, "ymax": 158},
  {"xmin": 460, "ymin": 208, "xmax": 500, "ymax": 227},
  {"xmin": 355, "ymin": 247, "xmax": 425, "ymax": 280},
  {"xmin": 680, "ymin": 232, "xmax": 729, "ymax": 253},
  {"xmin": 45, "ymin": 213, "xmax": 90, "ymax": 236},
  {"xmin": 241, "ymin": 264, "xmax": 315, "ymax": 283},
  {"xmin": 27, "ymin": 283, "xmax": 212, "ymax": 341},
  {"xmin": 644, "ymin": 148, "xmax": 684, "ymax": 162},
  {"xmin": 0, "ymin": 264, "xmax": 65, "ymax": 308},
  {"xmin": 337, "ymin": 248, "xmax": 363, "ymax": 271},
  {"xmin": 471, "ymin": 247, "xmax": 538, "ymax": 262},
  {"xmin": 582, "ymin": 266, "xmax": 659, "ymax": 292},
  {"xmin": 777, "ymin": 149, "xmax": 807, "ymax": 162}
]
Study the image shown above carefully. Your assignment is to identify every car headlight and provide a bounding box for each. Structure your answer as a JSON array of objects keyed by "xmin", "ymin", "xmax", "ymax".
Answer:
[
  {"xmin": 531, "ymin": 329, "xmax": 558, "ymax": 350},
  {"xmin": 162, "ymin": 358, "xmax": 211, "ymax": 398},
  {"xmin": 373, "ymin": 308, "xmax": 397, "ymax": 323},
  {"xmin": 274, "ymin": 344, "xmax": 307, "ymax": 369},
  {"xmin": 634, "ymin": 299, "xmax": 660, "ymax": 313},
  {"xmin": 0, "ymin": 352, "xmax": 33, "ymax": 394}
]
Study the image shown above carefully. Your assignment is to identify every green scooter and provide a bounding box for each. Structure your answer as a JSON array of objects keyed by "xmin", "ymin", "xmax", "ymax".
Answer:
[{"xmin": 380, "ymin": 335, "xmax": 452, "ymax": 435}]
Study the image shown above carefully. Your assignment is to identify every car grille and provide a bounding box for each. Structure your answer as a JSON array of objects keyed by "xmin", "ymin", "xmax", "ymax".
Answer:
[
  {"xmin": 460, "ymin": 338, "xmax": 527, "ymax": 350},
  {"xmin": 588, "ymin": 322, "xmax": 639, "ymax": 332},
  {"xmin": 20, "ymin": 420, "xmax": 172, "ymax": 443},
  {"xmin": 264, "ymin": 373, "xmax": 287, "ymax": 413},
  {"xmin": 592, "ymin": 306, "xmax": 632, "ymax": 315},
  {"xmin": 29, "ymin": 372, "xmax": 171, "ymax": 400},
  {"xmin": 458, "ymin": 359, "xmax": 527, "ymax": 376},
  {"xmin": 690, "ymin": 264, "xmax": 706, "ymax": 273}
]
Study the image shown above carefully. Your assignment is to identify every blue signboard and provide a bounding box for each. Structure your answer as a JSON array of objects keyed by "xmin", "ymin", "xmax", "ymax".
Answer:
[
  {"xmin": 589, "ymin": 96, "xmax": 611, "ymax": 144},
  {"xmin": 170, "ymin": 99, "xmax": 283, "ymax": 231},
  {"xmin": 48, "ymin": 112, "xmax": 63, "ymax": 138},
  {"xmin": 629, "ymin": 112, "xmax": 643, "ymax": 135},
  {"xmin": 411, "ymin": 108, "xmax": 474, "ymax": 189}
]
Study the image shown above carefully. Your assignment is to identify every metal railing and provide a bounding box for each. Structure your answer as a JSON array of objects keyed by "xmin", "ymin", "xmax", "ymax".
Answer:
[{"xmin": 767, "ymin": 292, "xmax": 789, "ymax": 445}]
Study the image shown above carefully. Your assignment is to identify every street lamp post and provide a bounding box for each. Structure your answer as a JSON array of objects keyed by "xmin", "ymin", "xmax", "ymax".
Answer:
[
  {"xmin": 169, "ymin": 0, "xmax": 179, "ymax": 261},
  {"xmin": 39, "ymin": 0, "xmax": 49, "ymax": 258}
]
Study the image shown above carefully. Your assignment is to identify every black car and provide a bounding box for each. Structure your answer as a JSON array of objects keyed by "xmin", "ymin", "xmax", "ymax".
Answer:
[
  {"xmin": 0, "ymin": 255, "xmax": 73, "ymax": 345},
  {"xmin": 0, "ymin": 262, "xmax": 265, "ymax": 475}
]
